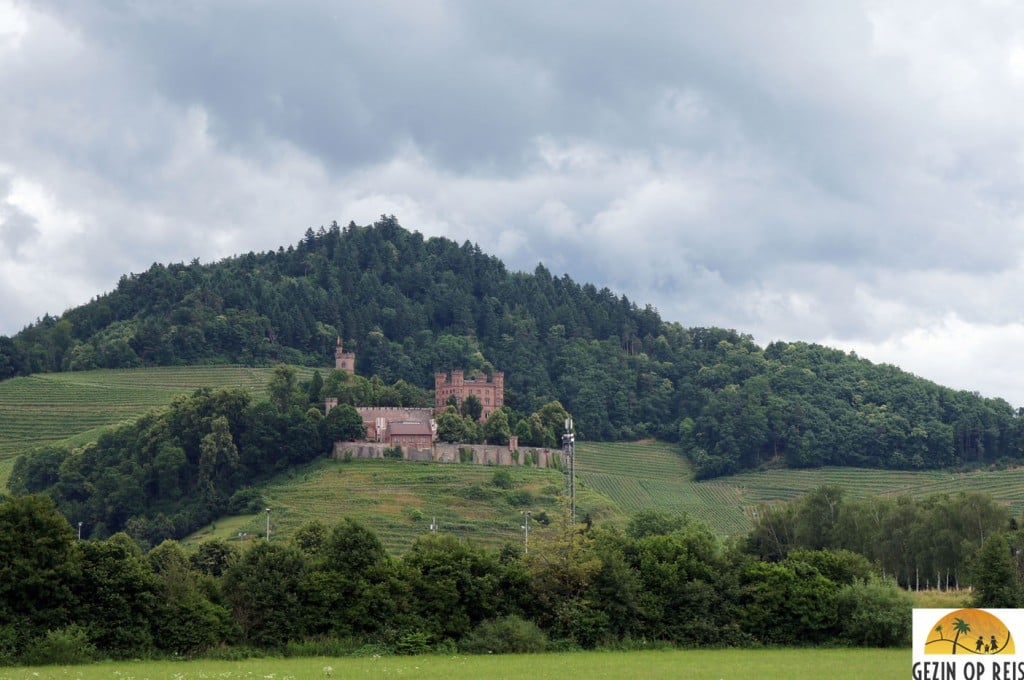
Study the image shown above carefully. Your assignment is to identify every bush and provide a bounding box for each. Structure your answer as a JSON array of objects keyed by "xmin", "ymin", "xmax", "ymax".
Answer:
[
  {"xmin": 393, "ymin": 631, "xmax": 432, "ymax": 655},
  {"xmin": 506, "ymin": 490, "xmax": 535, "ymax": 507},
  {"xmin": 228, "ymin": 487, "xmax": 265, "ymax": 514},
  {"xmin": 460, "ymin": 616, "xmax": 547, "ymax": 654},
  {"xmin": 19, "ymin": 626, "xmax": 96, "ymax": 666},
  {"xmin": 491, "ymin": 469, "xmax": 513, "ymax": 489},
  {"xmin": 836, "ymin": 577, "xmax": 913, "ymax": 647}
]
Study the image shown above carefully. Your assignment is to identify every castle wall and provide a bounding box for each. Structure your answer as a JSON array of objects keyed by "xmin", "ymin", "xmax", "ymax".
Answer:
[{"xmin": 331, "ymin": 441, "xmax": 560, "ymax": 468}]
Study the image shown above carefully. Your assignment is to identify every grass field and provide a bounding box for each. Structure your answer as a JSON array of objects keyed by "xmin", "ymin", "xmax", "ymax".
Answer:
[{"xmin": 0, "ymin": 648, "xmax": 910, "ymax": 680}]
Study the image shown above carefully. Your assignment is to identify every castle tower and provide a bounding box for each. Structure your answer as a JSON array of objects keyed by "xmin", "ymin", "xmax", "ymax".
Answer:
[
  {"xmin": 434, "ymin": 369, "xmax": 505, "ymax": 422},
  {"xmin": 335, "ymin": 337, "xmax": 355, "ymax": 375}
]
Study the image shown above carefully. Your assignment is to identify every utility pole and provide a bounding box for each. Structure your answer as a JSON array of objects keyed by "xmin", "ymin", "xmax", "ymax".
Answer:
[
  {"xmin": 265, "ymin": 508, "xmax": 271, "ymax": 542},
  {"xmin": 563, "ymin": 417, "xmax": 575, "ymax": 525},
  {"xmin": 521, "ymin": 510, "xmax": 531, "ymax": 554}
]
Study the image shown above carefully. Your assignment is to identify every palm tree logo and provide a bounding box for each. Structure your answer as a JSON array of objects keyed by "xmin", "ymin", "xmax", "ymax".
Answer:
[
  {"xmin": 950, "ymin": 618, "xmax": 971, "ymax": 655},
  {"xmin": 924, "ymin": 609, "xmax": 1013, "ymax": 655}
]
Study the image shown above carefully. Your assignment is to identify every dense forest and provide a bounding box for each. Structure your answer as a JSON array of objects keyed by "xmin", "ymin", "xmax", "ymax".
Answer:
[{"xmin": 2, "ymin": 216, "xmax": 1023, "ymax": 477}]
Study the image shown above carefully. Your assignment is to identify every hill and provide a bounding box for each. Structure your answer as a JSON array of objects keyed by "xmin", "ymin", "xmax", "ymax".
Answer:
[
  {"xmin": 189, "ymin": 439, "xmax": 1024, "ymax": 552},
  {"xmin": 2, "ymin": 216, "xmax": 1023, "ymax": 478}
]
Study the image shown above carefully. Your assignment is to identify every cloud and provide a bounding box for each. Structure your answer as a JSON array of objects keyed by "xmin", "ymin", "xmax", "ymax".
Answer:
[{"xmin": 3, "ymin": 1, "xmax": 1024, "ymax": 405}]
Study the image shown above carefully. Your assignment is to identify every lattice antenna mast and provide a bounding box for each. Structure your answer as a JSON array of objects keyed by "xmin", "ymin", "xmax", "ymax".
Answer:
[{"xmin": 563, "ymin": 417, "xmax": 575, "ymax": 525}]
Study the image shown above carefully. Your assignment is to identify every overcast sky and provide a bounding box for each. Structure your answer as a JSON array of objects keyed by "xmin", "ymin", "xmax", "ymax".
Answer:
[{"xmin": 3, "ymin": 1, "xmax": 1024, "ymax": 404}]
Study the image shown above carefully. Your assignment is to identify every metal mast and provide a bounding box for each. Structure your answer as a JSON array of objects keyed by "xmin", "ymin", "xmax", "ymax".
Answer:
[{"xmin": 563, "ymin": 417, "xmax": 575, "ymax": 525}]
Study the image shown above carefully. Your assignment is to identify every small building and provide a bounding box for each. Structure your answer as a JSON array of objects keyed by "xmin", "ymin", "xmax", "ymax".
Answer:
[
  {"xmin": 325, "ymin": 401, "xmax": 436, "ymax": 445},
  {"xmin": 388, "ymin": 421, "xmax": 434, "ymax": 449}
]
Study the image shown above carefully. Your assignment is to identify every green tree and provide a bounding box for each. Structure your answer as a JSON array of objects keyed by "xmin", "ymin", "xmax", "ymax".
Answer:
[
  {"xmin": 268, "ymin": 364, "xmax": 303, "ymax": 412},
  {"xmin": 462, "ymin": 394, "xmax": 483, "ymax": 422},
  {"xmin": 0, "ymin": 495, "xmax": 77, "ymax": 655},
  {"xmin": 324, "ymin": 403, "xmax": 366, "ymax": 442},
  {"xmin": 73, "ymin": 533, "xmax": 161, "ymax": 656},
  {"xmin": 971, "ymin": 533, "xmax": 1021, "ymax": 608},
  {"xmin": 483, "ymin": 408, "xmax": 511, "ymax": 445},
  {"xmin": 223, "ymin": 542, "xmax": 309, "ymax": 647}
]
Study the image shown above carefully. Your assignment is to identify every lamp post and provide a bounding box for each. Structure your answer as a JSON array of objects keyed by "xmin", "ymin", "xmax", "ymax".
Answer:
[
  {"xmin": 238, "ymin": 531, "xmax": 247, "ymax": 551},
  {"xmin": 77, "ymin": 521, "xmax": 82, "ymax": 541},
  {"xmin": 265, "ymin": 507, "xmax": 271, "ymax": 542},
  {"xmin": 520, "ymin": 511, "xmax": 531, "ymax": 554}
]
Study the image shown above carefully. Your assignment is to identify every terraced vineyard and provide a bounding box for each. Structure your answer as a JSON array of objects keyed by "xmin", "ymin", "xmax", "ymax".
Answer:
[
  {"xmin": 0, "ymin": 365, "xmax": 318, "ymax": 482},
  {"xmin": 184, "ymin": 458, "xmax": 569, "ymax": 554},
  {"xmin": 575, "ymin": 440, "xmax": 1024, "ymax": 536}
]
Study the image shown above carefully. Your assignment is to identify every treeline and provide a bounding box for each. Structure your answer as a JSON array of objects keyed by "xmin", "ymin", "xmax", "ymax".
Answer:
[
  {"xmin": 2, "ymin": 217, "xmax": 1023, "ymax": 477},
  {"xmin": 1, "ymin": 495, "xmax": 919, "ymax": 665},
  {"xmin": 747, "ymin": 485, "xmax": 1016, "ymax": 591},
  {"xmin": 7, "ymin": 370, "xmax": 572, "ymax": 542}
]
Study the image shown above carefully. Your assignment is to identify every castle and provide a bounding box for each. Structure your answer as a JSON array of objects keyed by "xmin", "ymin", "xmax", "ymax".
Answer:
[
  {"xmin": 434, "ymin": 370, "xmax": 504, "ymax": 422},
  {"xmin": 334, "ymin": 337, "xmax": 355, "ymax": 375},
  {"xmin": 326, "ymin": 340, "xmax": 505, "ymax": 450}
]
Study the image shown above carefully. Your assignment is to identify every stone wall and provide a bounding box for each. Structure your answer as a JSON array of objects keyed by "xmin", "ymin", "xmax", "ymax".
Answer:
[{"xmin": 332, "ymin": 441, "xmax": 561, "ymax": 469}]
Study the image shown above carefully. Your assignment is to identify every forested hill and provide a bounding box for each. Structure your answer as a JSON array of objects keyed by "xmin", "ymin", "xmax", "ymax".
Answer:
[{"xmin": 2, "ymin": 216, "xmax": 1022, "ymax": 477}]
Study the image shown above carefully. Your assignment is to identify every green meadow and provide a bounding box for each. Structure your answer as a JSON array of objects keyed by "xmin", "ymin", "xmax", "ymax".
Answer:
[{"xmin": 0, "ymin": 648, "xmax": 909, "ymax": 680}]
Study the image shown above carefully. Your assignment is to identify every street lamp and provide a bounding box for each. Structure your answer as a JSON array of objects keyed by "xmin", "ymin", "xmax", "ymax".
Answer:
[
  {"xmin": 77, "ymin": 521, "xmax": 82, "ymax": 541},
  {"xmin": 265, "ymin": 508, "xmax": 271, "ymax": 542},
  {"xmin": 238, "ymin": 531, "xmax": 247, "ymax": 551},
  {"xmin": 520, "ymin": 511, "xmax": 531, "ymax": 554}
]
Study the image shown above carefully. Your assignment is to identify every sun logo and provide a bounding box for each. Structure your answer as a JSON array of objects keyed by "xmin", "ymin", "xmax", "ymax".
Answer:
[{"xmin": 924, "ymin": 609, "xmax": 1014, "ymax": 655}]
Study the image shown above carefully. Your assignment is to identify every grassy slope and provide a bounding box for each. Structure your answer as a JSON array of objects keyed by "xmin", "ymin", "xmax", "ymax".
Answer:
[{"xmin": 184, "ymin": 457, "xmax": 592, "ymax": 554}]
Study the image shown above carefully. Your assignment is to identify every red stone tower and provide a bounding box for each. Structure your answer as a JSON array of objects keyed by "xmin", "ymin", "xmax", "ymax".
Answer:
[{"xmin": 335, "ymin": 338, "xmax": 355, "ymax": 375}]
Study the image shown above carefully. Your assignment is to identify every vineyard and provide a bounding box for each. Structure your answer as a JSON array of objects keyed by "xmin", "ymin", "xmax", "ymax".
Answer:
[
  {"xmin": 0, "ymin": 365, "xmax": 318, "ymax": 485},
  {"xmin": 575, "ymin": 440, "xmax": 1024, "ymax": 536},
  {"xmin": 183, "ymin": 457, "xmax": 571, "ymax": 554}
]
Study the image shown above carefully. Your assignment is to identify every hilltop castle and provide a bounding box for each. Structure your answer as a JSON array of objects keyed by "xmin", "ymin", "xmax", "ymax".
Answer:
[
  {"xmin": 327, "ymin": 340, "xmax": 505, "ymax": 451},
  {"xmin": 434, "ymin": 369, "xmax": 504, "ymax": 422}
]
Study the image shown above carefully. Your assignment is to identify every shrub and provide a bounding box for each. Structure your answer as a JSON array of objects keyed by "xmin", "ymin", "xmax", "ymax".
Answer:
[
  {"xmin": 19, "ymin": 626, "xmax": 96, "ymax": 666},
  {"xmin": 837, "ymin": 577, "xmax": 913, "ymax": 647},
  {"xmin": 393, "ymin": 631, "xmax": 432, "ymax": 655},
  {"xmin": 228, "ymin": 488, "xmax": 265, "ymax": 514},
  {"xmin": 460, "ymin": 616, "xmax": 547, "ymax": 654},
  {"xmin": 491, "ymin": 469, "xmax": 513, "ymax": 489},
  {"xmin": 506, "ymin": 490, "xmax": 535, "ymax": 507},
  {"xmin": 384, "ymin": 446, "xmax": 404, "ymax": 460}
]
